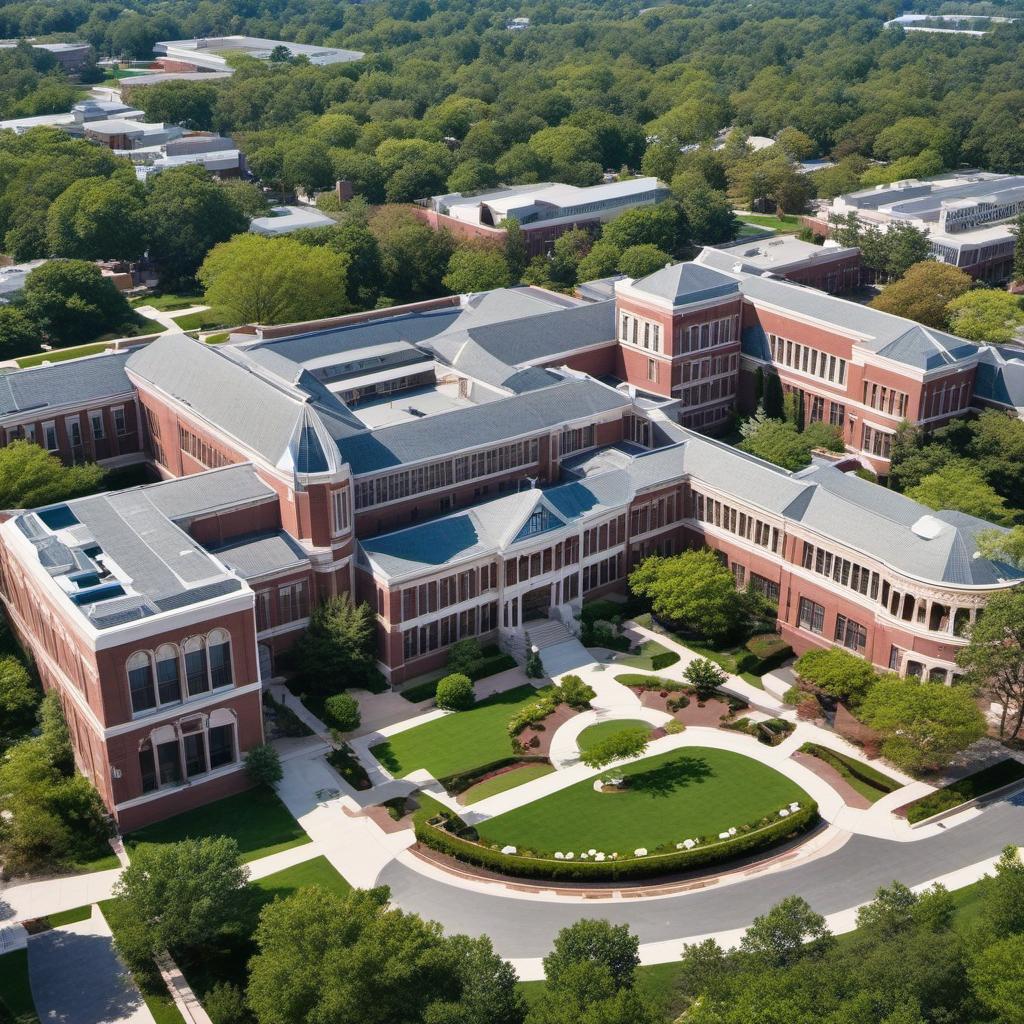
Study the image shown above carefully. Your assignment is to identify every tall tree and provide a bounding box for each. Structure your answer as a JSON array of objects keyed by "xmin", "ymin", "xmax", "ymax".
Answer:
[
  {"xmin": 946, "ymin": 289, "xmax": 1024, "ymax": 343},
  {"xmin": 443, "ymin": 244, "xmax": 512, "ymax": 293},
  {"xmin": 294, "ymin": 594, "xmax": 377, "ymax": 695},
  {"xmin": 906, "ymin": 462, "xmax": 1013, "ymax": 525},
  {"xmin": 46, "ymin": 175, "xmax": 147, "ymax": 261},
  {"xmin": 869, "ymin": 262, "xmax": 972, "ymax": 330}
]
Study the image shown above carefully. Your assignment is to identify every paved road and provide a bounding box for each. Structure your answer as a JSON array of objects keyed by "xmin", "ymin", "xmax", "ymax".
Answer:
[{"xmin": 377, "ymin": 791, "xmax": 1024, "ymax": 958}]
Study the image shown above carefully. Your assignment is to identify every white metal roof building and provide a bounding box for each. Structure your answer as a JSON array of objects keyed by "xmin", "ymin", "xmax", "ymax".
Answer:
[{"xmin": 155, "ymin": 36, "xmax": 364, "ymax": 73}]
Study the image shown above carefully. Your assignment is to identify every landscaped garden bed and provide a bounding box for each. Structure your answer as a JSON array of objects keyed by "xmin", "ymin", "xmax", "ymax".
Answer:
[
  {"xmin": 577, "ymin": 720, "xmax": 654, "ymax": 753},
  {"xmin": 798, "ymin": 743, "xmax": 901, "ymax": 804},
  {"xmin": 900, "ymin": 758, "xmax": 1024, "ymax": 824},
  {"xmin": 399, "ymin": 644, "xmax": 518, "ymax": 703},
  {"xmin": 327, "ymin": 745, "xmax": 372, "ymax": 790},
  {"xmin": 416, "ymin": 746, "xmax": 816, "ymax": 880},
  {"xmin": 722, "ymin": 716, "xmax": 795, "ymax": 746}
]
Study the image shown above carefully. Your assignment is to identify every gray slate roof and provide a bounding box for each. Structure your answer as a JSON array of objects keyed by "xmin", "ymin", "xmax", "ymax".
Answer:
[
  {"xmin": 974, "ymin": 346, "xmax": 1024, "ymax": 409},
  {"xmin": 0, "ymin": 352, "xmax": 133, "ymax": 420},
  {"xmin": 629, "ymin": 263, "xmax": 740, "ymax": 305},
  {"xmin": 211, "ymin": 530, "xmax": 309, "ymax": 579},
  {"xmin": 338, "ymin": 379, "xmax": 630, "ymax": 474},
  {"xmin": 143, "ymin": 464, "xmax": 276, "ymax": 521}
]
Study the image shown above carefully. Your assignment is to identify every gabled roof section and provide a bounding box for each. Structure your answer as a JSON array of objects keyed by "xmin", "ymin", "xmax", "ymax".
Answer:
[
  {"xmin": 0, "ymin": 352, "xmax": 133, "ymax": 420},
  {"xmin": 628, "ymin": 263, "xmax": 740, "ymax": 306},
  {"xmin": 974, "ymin": 345, "xmax": 1024, "ymax": 410},
  {"xmin": 870, "ymin": 324, "xmax": 979, "ymax": 371}
]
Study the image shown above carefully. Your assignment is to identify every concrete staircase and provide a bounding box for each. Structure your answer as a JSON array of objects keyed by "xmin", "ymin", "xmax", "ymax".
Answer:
[{"xmin": 525, "ymin": 620, "xmax": 573, "ymax": 650}]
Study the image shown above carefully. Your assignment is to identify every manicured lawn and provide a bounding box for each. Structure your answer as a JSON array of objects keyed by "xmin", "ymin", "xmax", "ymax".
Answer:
[
  {"xmin": 798, "ymin": 743, "xmax": 900, "ymax": 804},
  {"xmin": 370, "ymin": 684, "xmax": 546, "ymax": 779},
  {"xmin": 904, "ymin": 759, "xmax": 1024, "ymax": 824},
  {"xmin": 477, "ymin": 747, "xmax": 808, "ymax": 855},
  {"xmin": 172, "ymin": 310, "xmax": 221, "ymax": 331},
  {"xmin": 177, "ymin": 856, "xmax": 350, "ymax": 1000},
  {"xmin": 668, "ymin": 634, "xmax": 766, "ymax": 689},
  {"xmin": 43, "ymin": 904, "xmax": 93, "ymax": 928},
  {"xmin": 130, "ymin": 292, "xmax": 202, "ymax": 311},
  {"xmin": 461, "ymin": 763, "xmax": 555, "ymax": 805},
  {"xmin": 617, "ymin": 639, "xmax": 679, "ymax": 672},
  {"xmin": 124, "ymin": 785, "xmax": 310, "ymax": 863},
  {"xmin": 576, "ymin": 719, "xmax": 652, "ymax": 753},
  {"xmin": 0, "ymin": 950, "xmax": 38, "ymax": 1024},
  {"xmin": 17, "ymin": 343, "xmax": 111, "ymax": 367},
  {"xmin": 738, "ymin": 213, "xmax": 801, "ymax": 232},
  {"xmin": 70, "ymin": 846, "xmax": 121, "ymax": 873},
  {"xmin": 204, "ymin": 332, "xmax": 230, "ymax": 345}
]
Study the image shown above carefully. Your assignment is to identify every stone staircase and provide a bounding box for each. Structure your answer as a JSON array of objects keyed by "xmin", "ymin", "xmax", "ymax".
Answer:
[{"xmin": 525, "ymin": 620, "xmax": 573, "ymax": 650}]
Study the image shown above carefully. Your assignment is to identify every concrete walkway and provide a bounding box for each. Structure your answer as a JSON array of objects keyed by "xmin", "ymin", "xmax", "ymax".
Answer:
[
  {"xmin": 28, "ymin": 906, "xmax": 155, "ymax": 1024},
  {"xmin": 132, "ymin": 304, "xmax": 209, "ymax": 334}
]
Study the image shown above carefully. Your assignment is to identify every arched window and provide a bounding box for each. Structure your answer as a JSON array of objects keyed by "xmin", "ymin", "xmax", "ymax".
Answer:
[
  {"xmin": 207, "ymin": 629, "xmax": 233, "ymax": 689},
  {"xmin": 155, "ymin": 644, "xmax": 181, "ymax": 705},
  {"xmin": 182, "ymin": 636, "xmax": 209, "ymax": 696},
  {"xmin": 127, "ymin": 651, "xmax": 155, "ymax": 714},
  {"xmin": 138, "ymin": 738, "xmax": 157, "ymax": 792}
]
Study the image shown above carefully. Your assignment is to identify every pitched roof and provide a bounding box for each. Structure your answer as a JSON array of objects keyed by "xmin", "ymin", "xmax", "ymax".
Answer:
[
  {"xmin": 0, "ymin": 352, "xmax": 133, "ymax": 420},
  {"xmin": 210, "ymin": 530, "xmax": 309, "ymax": 579},
  {"xmin": 628, "ymin": 263, "xmax": 740, "ymax": 305}
]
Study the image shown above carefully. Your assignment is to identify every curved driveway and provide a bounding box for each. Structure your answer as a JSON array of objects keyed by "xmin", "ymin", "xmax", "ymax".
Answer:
[{"xmin": 377, "ymin": 792, "xmax": 1024, "ymax": 958}]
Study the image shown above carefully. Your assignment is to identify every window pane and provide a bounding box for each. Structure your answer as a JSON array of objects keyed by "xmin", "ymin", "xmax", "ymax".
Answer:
[
  {"xmin": 185, "ymin": 649, "xmax": 209, "ymax": 696},
  {"xmin": 129, "ymin": 665, "xmax": 155, "ymax": 713},
  {"xmin": 208, "ymin": 724, "xmax": 235, "ymax": 768},
  {"xmin": 157, "ymin": 741, "xmax": 181, "ymax": 786},
  {"xmin": 156, "ymin": 656, "xmax": 181, "ymax": 704},
  {"xmin": 183, "ymin": 733, "xmax": 207, "ymax": 777},
  {"xmin": 209, "ymin": 642, "xmax": 232, "ymax": 688},
  {"xmin": 139, "ymin": 746, "xmax": 157, "ymax": 792}
]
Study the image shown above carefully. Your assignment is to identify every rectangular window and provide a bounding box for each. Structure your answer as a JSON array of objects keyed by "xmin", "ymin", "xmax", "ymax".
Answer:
[
  {"xmin": 208, "ymin": 724, "xmax": 235, "ymax": 769},
  {"xmin": 647, "ymin": 358, "xmax": 657, "ymax": 382},
  {"xmin": 331, "ymin": 489, "xmax": 349, "ymax": 533},
  {"xmin": 113, "ymin": 407, "xmax": 127, "ymax": 436},
  {"xmin": 156, "ymin": 741, "xmax": 182, "ymax": 786},
  {"xmin": 255, "ymin": 591, "xmax": 272, "ymax": 631},
  {"xmin": 139, "ymin": 746, "xmax": 157, "ymax": 793},
  {"xmin": 43, "ymin": 421, "xmax": 58, "ymax": 451},
  {"xmin": 89, "ymin": 410, "xmax": 105, "ymax": 440},
  {"xmin": 185, "ymin": 649, "xmax": 209, "ymax": 696},
  {"xmin": 183, "ymin": 732, "xmax": 207, "ymax": 778},
  {"xmin": 66, "ymin": 417, "xmax": 82, "ymax": 449},
  {"xmin": 798, "ymin": 597, "xmax": 825, "ymax": 634},
  {"xmin": 129, "ymin": 664, "xmax": 156, "ymax": 713}
]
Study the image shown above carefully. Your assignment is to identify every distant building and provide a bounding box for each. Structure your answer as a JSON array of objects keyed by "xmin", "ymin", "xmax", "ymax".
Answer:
[
  {"xmin": 883, "ymin": 13, "xmax": 1016, "ymax": 35},
  {"xmin": 698, "ymin": 237, "xmax": 862, "ymax": 294},
  {"xmin": 806, "ymin": 171, "xmax": 1024, "ymax": 282},
  {"xmin": 125, "ymin": 133, "xmax": 243, "ymax": 180},
  {"xmin": 249, "ymin": 206, "xmax": 337, "ymax": 236},
  {"xmin": 0, "ymin": 40, "xmax": 92, "ymax": 73},
  {"xmin": 0, "ymin": 260, "xmax": 47, "ymax": 303},
  {"xmin": 84, "ymin": 118, "xmax": 182, "ymax": 151},
  {"xmin": 419, "ymin": 177, "xmax": 670, "ymax": 258},
  {"xmin": 506, "ymin": 17, "xmax": 530, "ymax": 30},
  {"xmin": 153, "ymin": 36, "xmax": 364, "ymax": 74},
  {"xmin": 0, "ymin": 98, "xmax": 144, "ymax": 137}
]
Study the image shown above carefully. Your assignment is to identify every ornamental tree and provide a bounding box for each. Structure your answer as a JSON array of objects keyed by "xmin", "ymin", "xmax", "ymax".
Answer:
[
  {"xmin": 684, "ymin": 657, "xmax": 727, "ymax": 701},
  {"xmin": 435, "ymin": 673, "xmax": 474, "ymax": 711},
  {"xmin": 906, "ymin": 462, "xmax": 1012, "ymax": 525},
  {"xmin": 629, "ymin": 550, "xmax": 745, "ymax": 642},
  {"xmin": 794, "ymin": 647, "xmax": 879, "ymax": 707},
  {"xmin": 0, "ymin": 440, "xmax": 104, "ymax": 509},
  {"xmin": 294, "ymin": 594, "xmax": 377, "ymax": 695},
  {"xmin": 558, "ymin": 674, "xmax": 596, "ymax": 709},
  {"xmin": 869, "ymin": 261, "xmax": 973, "ymax": 330},
  {"xmin": 739, "ymin": 895, "xmax": 832, "ymax": 968},
  {"xmin": 956, "ymin": 588, "xmax": 1024, "ymax": 738},
  {"xmin": 111, "ymin": 837, "xmax": 250, "ymax": 962},
  {"xmin": 968, "ymin": 935, "xmax": 1024, "ymax": 1024},
  {"xmin": 324, "ymin": 692, "xmax": 361, "ymax": 732},
  {"xmin": 859, "ymin": 677, "xmax": 987, "ymax": 774},
  {"xmin": 581, "ymin": 726, "xmax": 650, "ymax": 769}
]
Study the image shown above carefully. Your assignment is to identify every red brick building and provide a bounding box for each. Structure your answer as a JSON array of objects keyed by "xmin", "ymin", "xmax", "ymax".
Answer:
[{"xmin": 1, "ymin": 270, "xmax": 1022, "ymax": 827}]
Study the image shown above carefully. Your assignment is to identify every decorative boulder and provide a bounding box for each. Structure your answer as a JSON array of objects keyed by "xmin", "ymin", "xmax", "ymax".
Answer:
[
  {"xmin": 683, "ymin": 839, "xmax": 696, "ymax": 849},
  {"xmin": 718, "ymin": 831, "xmax": 730, "ymax": 840},
  {"xmin": 676, "ymin": 842, "xmax": 685, "ymax": 850},
  {"xmin": 789, "ymin": 802, "xmax": 800, "ymax": 811},
  {"xmin": 634, "ymin": 847, "xmax": 648, "ymax": 857},
  {"xmin": 501, "ymin": 845, "xmax": 517, "ymax": 855},
  {"xmin": 588, "ymin": 848, "xmax": 597, "ymax": 855},
  {"xmin": 554, "ymin": 851, "xmax": 564, "ymax": 859},
  {"xmin": 565, "ymin": 851, "xmax": 574, "ymax": 859},
  {"xmin": 595, "ymin": 852, "xmax": 605, "ymax": 861},
  {"xmin": 580, "ymin": 852, "xmax": 589, "ymax": 859},
  {"xmin": 728, "ymin": 827, "xmax": 737, "ymax": 835},
  {"xmin": 779, "ymin": 808, "xmax": 790, "ymax": 817}
]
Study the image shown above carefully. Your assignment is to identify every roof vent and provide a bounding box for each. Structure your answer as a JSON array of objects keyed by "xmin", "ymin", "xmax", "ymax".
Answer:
[{"xmin": 911, "ymin": 514, "xmax": 945, "ymax": 540}]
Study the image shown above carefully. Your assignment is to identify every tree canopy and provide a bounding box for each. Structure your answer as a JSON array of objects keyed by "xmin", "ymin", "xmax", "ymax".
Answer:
[{"xmin": 0, "ymin": 440, "xmax": 104, "ymax": 509}]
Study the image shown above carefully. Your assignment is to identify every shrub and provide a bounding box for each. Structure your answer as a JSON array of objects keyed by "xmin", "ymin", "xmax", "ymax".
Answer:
[
  {"xmin": 205, "ymin": 983, "xmax": 250, "ymax": 1024},
  {"xmin": 414, "ymin": 803, "xmax": 819, "ymax": 881},
  {"xmin": 582, "ymin": 624, "xmax": 631, "ymax": 650},
  {"xmin": 263, "ymin": 691, "xmax": 313, "ymax": 738},
  {"xmin": 650, "ymin": 650, "xmax": 681, "ymax": 671},
  {"xmin": 324, "ymin": 692, "xmax": 361, "ymax": 732},
  {"xmin": 468, "ymin": 652, "xmax": 517, "ymax": 680},
  {"xmin": 664, "ymin": 720, "xmax": 686, "ymax": 734},
  {"xmin": 794, "ymin": 647, "xmax": 878, "ymax": 707},
  {"xmin": 799, "ymin": 743, "xmax": 900, "ymax": 797},
  {"xmin": 508, "ymin": 693, "xmax": 560, "ymax": 736},
  {"xmin": 244, "ymin": 744, "xmax": 282, "ymax": 786},
  {"xmin": 903, "ymin": 759, "xmax": 1024, "ymax": 823},
  {"xmin": 684, "ymin": 656, "xmax": 728, "ymax": 700},
  {"xmin": 525, "ymin": 648, "xmax": 545, "ymax": 678},
  {"xmin": 614, "ymin": 673, "xmax": 687, "ymax": 691},
  {"xmin": 447, "ymin": 637, "xmax": 484, "ymax": 676},
  {"xmin": 440, "ymin": 755, "xmax": 550, "ymax": 795},
  {"xmin": 757, "ymin": 718, "xmax": 795, "ymax": 746},
  {"xmin": 327, "ymin": 745, "xmax": 371, "ymax": 790},
  {"xmin": 559, "ymin": 674, "xmax": 596, "ymax": 709},
  {"xmin": 581, "ymin": 726, "xmax": 650, "ymax": 769},
  {"xmin": 435, "ymin": 673, "xmax": 474, "ymax": 711}
]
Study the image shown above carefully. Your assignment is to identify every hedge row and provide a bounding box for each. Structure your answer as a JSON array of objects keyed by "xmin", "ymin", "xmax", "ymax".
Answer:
[
  {"xmin": 722, "ymin": 716, "xmax": 794, "ymax": 746},
  {"xmin": 439, "ymin": 755, "xmax": 551, "ymax": 796},
  {"xmin": 905, "ymin": 758, "xmax": 1024, "ymax": 824},
  {"xmin": 799, "ymin": 742, "xmax": 900, "ymax": 796},
  {"xmin": 614, "ymin": 673, "xmax": 689, "ymax": 692},
  {"xmin": 415, "ymin": 803, "xmax": 819, "ymax": 881},
  {"xmin": 468, "ymin": 652, "xmax": 517, "ymax": 681}
]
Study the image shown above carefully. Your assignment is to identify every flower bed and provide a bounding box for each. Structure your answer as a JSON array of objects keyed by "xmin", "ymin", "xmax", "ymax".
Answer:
[
  {"xmin": 327, "ymin": 745, "xmax": 372, "ymax": 790},
  {"xmin": 415, "ymin": 802, "xmax": 819, "ymax": 881}
]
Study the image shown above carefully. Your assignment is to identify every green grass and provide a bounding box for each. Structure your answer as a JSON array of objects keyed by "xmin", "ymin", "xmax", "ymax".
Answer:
[
  {"xmin": 176, "ymin": 856, "xmax": 350, "ymax": 1000},
  {"xmin": 905, "ymin": 759, "xmax": 1024, "ymax": 824},
  {"xmin": 43, "ymin": 904, "xmax": 93, "ymax": 928},
  {"xmin": 617, "ymin": 639, "xmax": 680, "ymax": 672},
  {"xmin": 0, "ymin": 950, "xmax": 38, "ymax": 1024},
  {"xmin": 798, "ymin": 743, "xmax": 900, "ymax": 804},
  {"xmin": 100, "ymin": 901, "xmax": 184, "ymax": 1024},
  {"xmin": 130, "ymin": 292, "xmax": 202, "ymax": 311},
  {"xmin": 461, "ymin": 762, "xmax": 555, "ymax": 804},
  {"xmin": 204, "ymin": 332, "xmax": 230, "ymax": 345},
  {"xmin": 576, "ymin": 720, "xmax": 652, "ymax": 753},
  {"xmin": 477, "ymin": 747, "xmax": 808, "ymax": 855},
  {"xmin": 370, "ymin": 684, "xmax": 545, "ymax": 779},
  {"xmin": 124, "ymin": 785, "xmax": 310, "ymax": 863},
  {"xmin": 738, "ymin": 213, "xmax": 801, "ymax": 232},
  {"xmin": 69, "ymin": 847, "xmax": 121, "ymax": 873},
  {"xmin": 16, "ymin": 343, "xmax": 112, "ymax": 367},
  {"xmin": 667, "ymin": 634, "xmax": 767, "ymax": 690},
  {"xmin": 172, "ymin": 310, "xmax": 221, "ymax": 331}
]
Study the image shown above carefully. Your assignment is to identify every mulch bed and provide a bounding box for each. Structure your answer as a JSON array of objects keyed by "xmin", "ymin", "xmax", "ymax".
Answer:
[
  {"xmin": 359, "ymin": 802, "xmax": 415, "ymax": 833},
  {"xmin": 516, "ymin": 702, "xmax": 579, "ymax": 756},
  {"xmin": 637, "ymin": 688, "xmax": 734, "ymax": 727}
]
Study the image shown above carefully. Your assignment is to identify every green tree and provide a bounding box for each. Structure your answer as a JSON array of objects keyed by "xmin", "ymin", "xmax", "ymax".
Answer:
[
  {"xmin": 543, "ymin": 919, "xmax": 640, "ymax": 992},
  {"xmin": 0, "ymin": 306, "xmax": 39, "ymax": 360},
  {"xmin": 443, "ymin": 244, "xmax": 512, "ymax": 293},
  {"xmin": 427, "ymin": 933, "xmax": 526, "ymax": 1024},
  {"xmin": 294, "ymin": 594, "xmax": 377, "ymax": 695},
  {"xmin": 558, "ymin": 674, "xmax": 595, "ymax": 710},
  {"xmin": 0, "ymin": 655, "xmax": 38, "ymax": 748},
  {"xmin": 968, "ymin": 935, "xmax": 1024, "ymax": 1024},
  {"xmin": 617, "ymin": 244, "xmax": 670, "ymax": 279},
  {"xmin": 601, "ymin": 202, "xmax": 688, "ymax": 256},
  {"xmin": 575, "ymin": 240, "xmax": 621, "ymax": 282},
  {"xmin": 869, "ymin": 262, "xmax": 972, "ymax": 329},
  {"xmin": 738, "ymin": 417, "xmax": 842, "ymax": 471},
  {"xmin": 127, "ymin": 81, "xmax": 218, "ymax": 131},
  {"xmin": 671, "ymin": 173, "xmax": 739, "ymax": 246},
  {"xmin": 976, "ymin": 845, "xmax": 1024, "ymax": 939},
  {"xmin": 435, "ymin": 673, "xmax": 474, "ymax": 711},
  {"xmin": 946, "ymin": 289, "xmax": 1024, "ymax": 343},
  {"xmin": 145, "ymin": 165, "xmax": 249, "ymax": 287},
  {"xmin": 684, "ymin": 657, "xmax": 727, "ymax": 701},
  {"xmin": 581, "ymin": 726, "xmax": 650, "ymax": 770},
  {"xmin": 794, "ymin": 647, "xmax": 878, "ymax": 707},
  {"xmin": 199, "ymin": 234, "xmax": 349, "ymax": 325},
  {"xmin": 527, "ymin": 962, "xmax": 659, "ymax": 1024},
  {"xmin": 280, "ymin": 139, "xmax": 335, "ymax": 194},
  {"xmin": 881, "ymin": 224, "xmax": 934, "ymax": 279},
  {"xmin": 46, "ymin": 176, "xmax": 147, "ymax": 261},
  {"xmin": 906, "ymin": 462, "xmax": 1012, "ymax": 525},
  {"xmin": 447, "ymin": 159, "xmax": 498, "ymax": 194},
  {"xmin": 526, "ymin": 125, "xmax": 601, "ymax": 186},
  {"xmin": 859, "ymin": 678, "xmax": 987, "ymax": 774},
  {"xmin": 111, "ymin": 837, "xmax": 250, "ymax": 963},
  {"xmin": 1012, "ymin": 211, "xmax": 1024, "ymax": 283},
  {"xmin": 739, "ymin": 896, "xmax": 832, "ymax": 968},
  {"xmin": 956, "ymin": 588, "xmax": 1024, "ymax": 738},
  {"xmin": 0, "ymin": 440, "xmax": 104, "ymax": 508},
  {"xmin": 548, "ymin": 228, "xmax": 593, "ymax": 287},
  {"xmin": 628, "ymin": 549, "xmax": 744, "ymax": 642},
  {"xmin": 216, "ymin": 179, "xmax": 270, "ymax": 220},
  {"xmin": 502, "ymin": 219, "xmax": 529, "ymax": 282},
  {"xmin": 324, "ymin": 692, "xmax": 361, "ymax": 732},
  {"xmin": 245, "ymin": 744, "xmax": 282, "ymax": 787},
  {"xmin": 370, "ymin": 206, "xmax": 455, "ymax": 302},
  {"xmin": 22, "ymin": 260, "xmax": 135, "ymax": 346}
]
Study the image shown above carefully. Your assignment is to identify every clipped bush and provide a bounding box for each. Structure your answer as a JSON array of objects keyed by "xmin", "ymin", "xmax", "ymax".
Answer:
[
  {"xmin": 468, "ymin": 652, "xmax": 516, "ymax": 680},
  {"xmin": 664, "ymin": 720, "xmax": 686, "ymax": 734},
  {"xmin": 435, "ymin": 673, "xmax": 474, "ymax": 711},
  {"xmin": 650, "ymin": 650, "xmax": 681, "ymax": 671},
  {"xmin": 447, "ymin": 637, "xmax": 484, "ymax": 675},
  {"xmin": 559, "ymin": 674, "xmax": 596, "ymax": 709},
  {"xmin": 205, "ymin": 983, "xmax": 249, "ymax": 1024},
  {"xmin": 324, "ymin": 692, "xmax": 361, "ymax": 732},
  {"xmin": 508, "ymin": 692, "xmax": 560, "ymax": 736},
  {"xmin": 614, "ymin": 673, "xmax": 687, "ymax": 691},
  {"xmin": 244, "ymin": 744, "xmax": 282, "ymax": 786},
  {"xmin": 525, "ymin": 648, "xmax": 545, "ymax": 678},
  {"xmin": 794, "ymin": 647, "xmax": 878, "ymax": 707},
  {"xmin": 684, "ymin": 657, "xmax": 728, "ymax": 701}
]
